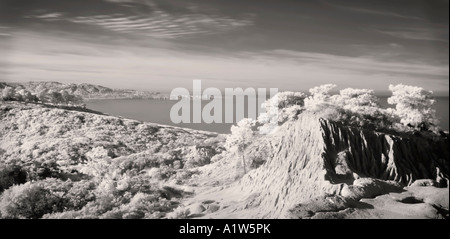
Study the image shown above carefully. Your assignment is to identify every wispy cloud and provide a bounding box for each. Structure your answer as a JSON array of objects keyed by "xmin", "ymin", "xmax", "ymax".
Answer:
[
  {"xmin": 339, "ymin": 6, "xmax": 422, "ymax": 20},
  {"xmin": 322, "ymin": 1, "xmax": 423, "ymax": 21},
  {"xmin": 375, "ymin": 28, "xmax": 449, "ymax": 42},
  {"xmin": 103, "ymin": 0, "xmax": 136, "ymax": 2},
  {"xmin": 29, "ymin": 12, "xmax": 65, "ymax": 21},
  {"xmin": 27, "ymin": 4, "xmax": 254, "ymax": 39},
  {"xmin": 250, "ymin": 49, "xmax": 449, "ymax": 77},
  {"xmin": 0, "ymin": 26, "xmax": 12, "ymax": 37},
  {"xmin": 68, "ymin": 12, "xmax": 253, "ymax": 38}
]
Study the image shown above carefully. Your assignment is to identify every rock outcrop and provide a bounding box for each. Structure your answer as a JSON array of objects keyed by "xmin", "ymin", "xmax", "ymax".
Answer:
[
  {"xmin": 202, "ymin": 113, "xmax": 449, "ymax": 218},
  {"xmin": 320, "ymin": 118, "xmax": 448, "ymax": 186}
]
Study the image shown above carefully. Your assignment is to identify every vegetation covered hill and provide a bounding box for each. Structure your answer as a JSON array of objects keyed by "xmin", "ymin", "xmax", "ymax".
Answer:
[
  {"xmin": 0, "ymin": 82, "xmax": 448, "ymax": 219},
  {"xmin": 0, "ymin": 101, "xmax": 223, "ymax": 218},
  {"xmin": 0, "ymin": 81, "xmax": 166, "ymax": 101}
]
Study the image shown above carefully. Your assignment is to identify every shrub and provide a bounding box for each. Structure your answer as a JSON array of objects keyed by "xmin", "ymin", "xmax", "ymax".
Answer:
[
  {"xmin": 225, "ymin": 118, "xmax": 255, "ymax": 174},
  {"xmin": 258, "ymin": 91, "xmax": 306, "ymax": 133},
  {"xmin": 2, "ymin": 87, "xmax": 15, "ymax": 101},
  {"xmin": 387, "ymin": 84, "xmax": 439, "ymax": 131},
  {"xmin": 332, "ymin": 88, "xmax": 379, "ymax": 110},
  {"xmin": 304, "ymin": 84, "xmax": 336, "ymax": 111},
  {"xmin": 0, "ymin": 182, "xmax": 63, "ymax": 219},
  {"xmin": 0, "ymin": 164, "xmax": 27, "ymax": 192}
]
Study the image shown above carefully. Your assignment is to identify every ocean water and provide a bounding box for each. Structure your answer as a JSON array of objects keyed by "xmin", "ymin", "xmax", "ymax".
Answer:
[
  {"xmin": 86, "ymin": 96, "xmax": 449, "ymax": 134},
  {"xmin": 86, "ymin": 99, "xmax": 234, "ymax": 133}
]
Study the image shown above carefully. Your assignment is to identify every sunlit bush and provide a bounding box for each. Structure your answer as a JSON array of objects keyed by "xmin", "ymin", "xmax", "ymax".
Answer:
[
  {"xmin": 387, "ymin": 84, "xmax": 439, "ymax": 132},
  {"xmin": 256, "ymin": 84, "xmax": 440, "ymax": 134},
  {"xmin": 258, "ymin": 91, "xmax": 306, "ymax": 134},
  {"xmin": 304, "ymin": 84, "xmax": 336, "ymax": 112},
  {"xmin": 0, "ymin": 181, "xmax": 63, "ymax": 219}
]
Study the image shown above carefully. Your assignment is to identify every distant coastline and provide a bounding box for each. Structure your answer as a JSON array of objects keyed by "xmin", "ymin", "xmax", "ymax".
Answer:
[{"xmin": 0, "ymin": 81, "xmax": 170, "ymax": 101}]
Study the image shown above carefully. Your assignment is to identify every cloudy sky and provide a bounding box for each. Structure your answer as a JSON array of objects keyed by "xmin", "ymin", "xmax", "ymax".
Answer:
[{"xmin": 0, "ymin": 0, "xmax": 448, "ymax": 94}]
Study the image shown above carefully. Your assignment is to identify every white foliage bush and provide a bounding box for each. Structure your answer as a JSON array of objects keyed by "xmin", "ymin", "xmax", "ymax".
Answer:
[
  {"xmin": 225, "ymin": 118, "xmax": 255, "ymax": 174},
  {"xmin": 387, "ymin": 84, "xmax": 439, "ymax": 131},
  {"xmin": 225, "ymin": 118, "xmax": 255, "ymax": 153},
  {"xmin": 332, "ymin": 88, "xmax": 379, "ymax": 109},
  {"xmin": 258, "ymin": 91, "xmax": 306, "ymax": 134},
  {"xmin": 304, "ymin": 84, "xmax": 336, "ymax": 111},
  {"xmin": 256, "ymin": 84, "xmax": 440, "ymax": 134}
]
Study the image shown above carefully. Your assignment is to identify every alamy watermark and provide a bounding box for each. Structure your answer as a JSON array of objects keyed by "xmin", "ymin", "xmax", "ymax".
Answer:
[{"xmin": 169, "ymin": 80, "xmax": 279, "ymax": 132}]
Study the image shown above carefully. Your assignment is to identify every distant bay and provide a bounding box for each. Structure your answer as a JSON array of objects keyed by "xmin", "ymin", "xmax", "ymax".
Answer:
[
  {"xmin": 86, "ymin": 96, "xmax": 449, "ymax": 134},
  {"xmin": 85, "ymin": 99, "xmax": 234, "ymax": 134}
]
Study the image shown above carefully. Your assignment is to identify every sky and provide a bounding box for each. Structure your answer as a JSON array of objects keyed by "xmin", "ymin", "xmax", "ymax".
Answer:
[{"xmin": 0, "ymin": 0, "xmax": 448, "ymax": 94}]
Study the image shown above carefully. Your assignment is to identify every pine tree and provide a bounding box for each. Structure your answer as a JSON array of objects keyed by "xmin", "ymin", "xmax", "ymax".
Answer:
[{"xmin": 225, "ymin": 118, "xmax": 255, "ymax": 174}]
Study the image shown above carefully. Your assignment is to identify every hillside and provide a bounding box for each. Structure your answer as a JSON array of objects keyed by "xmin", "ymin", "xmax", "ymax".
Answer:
[
  {"xmin": 0, "ymin": 81, "xmax": 167, "ymax": 100},
  {"xmin": 0, "ymin": 101, "xmax": 224, "ymax": 218}
]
